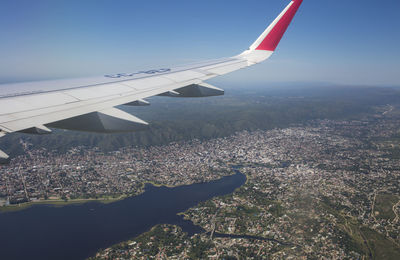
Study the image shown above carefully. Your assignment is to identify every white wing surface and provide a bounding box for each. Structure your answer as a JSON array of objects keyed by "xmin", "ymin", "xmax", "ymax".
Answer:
[{"xmin": 0, "ymin": 0, "xmax": 303, "ymax": 161}]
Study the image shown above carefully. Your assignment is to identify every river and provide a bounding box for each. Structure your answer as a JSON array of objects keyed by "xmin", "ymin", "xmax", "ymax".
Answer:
[{"xmin": 0, "ymin": 170, "xmax": 246, "ymax": 260}]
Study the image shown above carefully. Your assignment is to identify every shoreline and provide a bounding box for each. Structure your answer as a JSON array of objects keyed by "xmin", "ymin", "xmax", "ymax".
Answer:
[
  {"xmin": 0, "ymin": 195, "xmax": 130, "ymax": 213},
  {"xmin": 1, "ymin": 167, "xmax": 241, "ymax": 213}
]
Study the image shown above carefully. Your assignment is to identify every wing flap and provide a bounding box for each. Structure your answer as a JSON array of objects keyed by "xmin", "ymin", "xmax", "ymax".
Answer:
[
  {"xmin": 65, "ymin": 84, "xmax": 134, "ymax": 100},
  {"xmin": 118, "ymin": 76, "xmax": 175, "ymax": 90},
  {"xmin": 0, "ymin": 92, "xmax": 78, "ymax": 115},
  {"xmin": 162, "ymin": 70, "xmax": 206, "ymax": 82}
]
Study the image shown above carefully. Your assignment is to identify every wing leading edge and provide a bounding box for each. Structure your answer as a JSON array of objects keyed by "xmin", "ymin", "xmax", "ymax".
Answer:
[{"xmin": 0, "ymin": 0, "xmax": 303, "ymax": 161}]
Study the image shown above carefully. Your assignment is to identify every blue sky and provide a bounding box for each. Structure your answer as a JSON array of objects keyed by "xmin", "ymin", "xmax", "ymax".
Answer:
[{"xmin": 0, "ymin": 0, "xmax": 399, "ymax": 86}]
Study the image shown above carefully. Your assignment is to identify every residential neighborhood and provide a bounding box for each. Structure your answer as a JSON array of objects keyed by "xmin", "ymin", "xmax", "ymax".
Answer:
[{"xmin": 1, "ymin": 112, "xmax": 400, "ymax": 259}]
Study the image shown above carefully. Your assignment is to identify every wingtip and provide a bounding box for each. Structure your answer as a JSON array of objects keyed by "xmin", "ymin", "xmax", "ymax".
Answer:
[{"xmin": 250, "ymin": 0, "xmax": 303, "ymax": 52}]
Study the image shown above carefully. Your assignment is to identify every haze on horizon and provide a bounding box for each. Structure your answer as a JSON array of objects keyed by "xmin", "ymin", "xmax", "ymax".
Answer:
[{"xmin": 0, "ymin": 0, "xmax": 399, "ymax": 87}]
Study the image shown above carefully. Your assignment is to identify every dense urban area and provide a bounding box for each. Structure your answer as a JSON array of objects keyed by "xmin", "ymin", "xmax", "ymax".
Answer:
[{"xmin": 1, "ymin": 104, "xmax": 400, "ymax": 259}]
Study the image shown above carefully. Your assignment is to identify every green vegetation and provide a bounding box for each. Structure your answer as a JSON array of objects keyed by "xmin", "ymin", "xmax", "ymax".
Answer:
[
  {"xmin": 375, "ymin": 194, "xmax": 399, "ymax": 221},
  {"xmin": 321, "ymin": 197, "xmax": 400, "ymax": 259},
  {"xmin": 0, "ymin": 196, "xmax": 127, "ymax": 213},
  {"xmin": 235, "ymin": 186, "xmax": 284, "ymax": 218},
  {"xmin": 88, "ymin": 224, "xmax": 215, "ymax": 259},
  {"xmin": 361, "ymin": 226, "xmax": 400, "ymax": 260},
  {"xmin": 188, "ymin": 236, "xmax": 213, "ymax": 259},
  {"xmin": 388, "ymin": 147, "xmax": 400, "ymax": 159},
  {"xmin": 133, "ymin": 225, "xmax": 187, "ymax": 257}
]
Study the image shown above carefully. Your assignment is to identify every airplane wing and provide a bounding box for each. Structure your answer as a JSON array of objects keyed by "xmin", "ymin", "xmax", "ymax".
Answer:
[{"xmin": 0, "ymin": 0, "xmax": 303, "ymax": 161}]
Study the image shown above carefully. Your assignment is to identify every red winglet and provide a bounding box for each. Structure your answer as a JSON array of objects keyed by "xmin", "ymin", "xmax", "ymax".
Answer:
[{"xmin": 256, "ymin": 0, "xmax": 303, "ymax": 51}]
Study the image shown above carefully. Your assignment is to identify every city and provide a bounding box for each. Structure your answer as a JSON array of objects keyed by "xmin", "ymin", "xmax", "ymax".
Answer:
[{"xmin": 1, "ymin": 106, "xmax": 399, "ymax": 259}]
